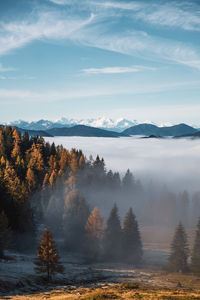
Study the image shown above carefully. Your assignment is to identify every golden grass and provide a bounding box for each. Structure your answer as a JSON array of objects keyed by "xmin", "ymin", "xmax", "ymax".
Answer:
[
  {"xmin": 3, "ymin": 270, "xmax": 200, "ymax": 300},
  {"xmin": 4, "ymin": 282, "xmax": 200, "ymax": 300}
]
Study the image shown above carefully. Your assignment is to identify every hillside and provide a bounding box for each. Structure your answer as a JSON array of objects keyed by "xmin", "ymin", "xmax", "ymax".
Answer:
[
  {"xmin": 175, "ymin": 131, "xmax": 200, "ymax": 139},
  {"xmin": 123, "ymin": 123, "xmax": 197, "ymax": 136},
  {"xmin": 17, "ymin": 127, "xmax": 53, "ymax": 137},
  {"xmin": 46, "ymin": 125, "xmax": 128, "ymax": 137}
]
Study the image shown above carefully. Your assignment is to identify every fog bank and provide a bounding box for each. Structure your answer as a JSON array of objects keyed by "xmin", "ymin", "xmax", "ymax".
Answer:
[{"xmin": 45, "ymin": 136, "xmax": 200, "ymax": 193}]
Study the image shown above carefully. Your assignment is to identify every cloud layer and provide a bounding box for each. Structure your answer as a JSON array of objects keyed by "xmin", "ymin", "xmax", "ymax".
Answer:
[{"xmin": 46, "ymin": 136, "xmax": 200, "ymax": 193}]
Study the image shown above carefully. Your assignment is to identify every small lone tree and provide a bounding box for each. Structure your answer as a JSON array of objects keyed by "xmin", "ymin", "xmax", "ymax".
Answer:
[
  {"xmin": 191, "ymin": 218, "xmax": 200, "ymax": 274},
  {"xmin": 122, "ymin": 208, "xmax": 142, "ymax": 264},
  {"xmin": 168, "ymin": 222, "xmax": 189, "ymax": 273},
  {"xmin": 34, "ymin": 228, "xmax": 64, "ymax": 281}
]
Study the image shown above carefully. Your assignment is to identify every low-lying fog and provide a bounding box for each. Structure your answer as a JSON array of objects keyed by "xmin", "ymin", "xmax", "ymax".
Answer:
[{"xmin": 45, "ymin": 136, "xmax": 200, "ymax": 193}]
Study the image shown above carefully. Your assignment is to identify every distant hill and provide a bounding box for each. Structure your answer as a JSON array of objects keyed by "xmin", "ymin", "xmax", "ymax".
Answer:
[
  {"xmin": 46, "ymin": 125, "xmax": 128, "ymax": 137},
  {"xmin": 175, "ymin": 131, "xmax": 200, "ymax": 139},
  {"xmin": 123, "ymin": 123, "xmax": 198, "ymax": 137},
  {"xmin": 0, "ymin": 125, "xmax": 52, "ymax": 137},
  {"xmin": 17, "ymin": 127, "xmax": 53, "ymax": 137}
]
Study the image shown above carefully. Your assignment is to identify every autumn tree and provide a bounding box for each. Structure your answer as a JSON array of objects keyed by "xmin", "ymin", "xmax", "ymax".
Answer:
[
  {"xmin": 0, "ymin": 130, "xmax": 5, "ymax": 157},
  {"xmin": 85, "ymin": 207, "xmax": 104, "ymax": 260},
  {"xmin": 122, "ymin": 208, "xmax": 142, "ymax": 264},
  {"xmin": 34, "ymin": 228, "xmax": 64, "ymax": 281},
  {"xmin": 168, "ymin": 222, "xmax": 189, "ymax": 273},
  {"xmin": 69, "ymin": 149, "xmax": 78, "ymax": 172},
  {"xmin": 11, "ymin": 129, "xmax": 21, "ymax": 159},
  {"xmin": 104, "ymin": 203, "xmax": 122, "ymax": 261},
  {"xmin": 191, "ymin": 218, "xmax": 200, "ymax": 274},
  {"xmin": 26, "ymin": 167, "xmax": 37, "ymax": 192}
]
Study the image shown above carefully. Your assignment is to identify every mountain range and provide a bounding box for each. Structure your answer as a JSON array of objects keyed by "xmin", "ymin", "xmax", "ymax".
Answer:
[
  {"xmin": 5, "ymin": 118, "xmax": 135, "ymax": 132},
  {"xmin": 2, "ymin": 119, "xmax": 200, "ymax": 138},
  {"xmin": 46, "ymin": 125, "xmax": 127, "ymax": 138},
  {"xmin": 5, "ymin": 117, "xmax": 167, "ymax": 132},
  {"xmin": 123, "ymin": 123, "xmax": 198, "ymax": 137}
]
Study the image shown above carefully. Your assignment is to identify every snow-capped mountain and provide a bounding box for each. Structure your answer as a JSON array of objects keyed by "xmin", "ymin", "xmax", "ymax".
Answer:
[
  {"xmin": 5, "ymin": 117, "xmax": 200, "ymax": 132},
  {"xmin": 6, "ymin": 117, "xmax": 139, "ymax": 132}
]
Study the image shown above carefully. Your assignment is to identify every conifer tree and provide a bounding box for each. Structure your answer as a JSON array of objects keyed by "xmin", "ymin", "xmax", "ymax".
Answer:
[
  {"xmin": 70, "ymin": 150, "xmax": 78, "ymax": 172},
  {"xmin": 59, "ymin": 148, "xmax": 69, "ymax": 172},
  {"xmin": 122, "ymin": 208, "xmax": 142, "ymax": 264},
  {"xmin": 11, "ymin": 130, "xmax": 21, "ymax": 159},
  {"xmin": 85, "ymin": 207, "xmax": 104, "ymax": 240},
  {"xmin": 26, "ymin": 167, "xmax": 36, "ymax": 192},
  {"xmin": 168, "ymin": 222, "xmax": 189, "ymax": 273},
  {"xmin": 122, "ymin": 169, "xmax": 135, "ymax": 190},
  {"xmin": 104, "ymin": 203, "xmax": 122, "ymax": 261},
  {"xmin": 191, "ymin": 218, "xmax": 200, "ymax": 274},
  {"xmin": 0, "ymin": 131, "xmax": 5, "ymax": 157},
  {"xmin": 34, "ymin": 228, "xmax": 64, "ymax": 281}
]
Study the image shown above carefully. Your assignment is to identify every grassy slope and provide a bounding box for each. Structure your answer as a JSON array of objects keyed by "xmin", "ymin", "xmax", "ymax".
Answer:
[{"xmin": 4, "ymin": 272, "xmax": 200, "ymax": 299}]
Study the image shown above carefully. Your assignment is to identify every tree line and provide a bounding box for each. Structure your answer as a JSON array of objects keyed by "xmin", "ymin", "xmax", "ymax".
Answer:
[{"xmin": 35, "ymin": 218, "xmax": 200, "ymax": 282}]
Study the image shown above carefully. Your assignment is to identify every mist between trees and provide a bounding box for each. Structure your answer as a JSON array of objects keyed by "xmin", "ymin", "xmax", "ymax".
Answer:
[{"xmin": 0, "ymin": 126, "xmax": 200, "ymax": 263}]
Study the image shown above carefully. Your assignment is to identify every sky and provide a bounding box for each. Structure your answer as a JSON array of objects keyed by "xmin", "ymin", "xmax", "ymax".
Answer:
[{"xmin": 0, "ymin": 0, "xmax": 200, "ymax": 124}]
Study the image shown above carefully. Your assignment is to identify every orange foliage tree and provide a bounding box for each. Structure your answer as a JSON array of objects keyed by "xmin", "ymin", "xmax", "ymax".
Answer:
[{"xmin": 34, "ymin": 227, "xmax": 64, "ymax": 281}]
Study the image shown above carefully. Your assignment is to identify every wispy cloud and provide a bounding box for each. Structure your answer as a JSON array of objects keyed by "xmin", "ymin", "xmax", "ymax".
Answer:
[
  {"xmin": 96, "ymin": 1, "xmax": 141, "ymax": 11},
  {"xmin": 98, "ymin": 1, "xmax": 200, "ymax": 31},
  {"xmin": 82, "ymin": 65, "xmax": 156, "ymax": 74},
  {"xmin": 75, "ymin": 27, "xmax": 200, "ymax": 70},
  {"xmin": 49, "ymin": 0, "xmax": 72, "ymax": 5},
  {"xmin": 0, "ymin": 1, "xmax": 200, "ymax": 71},
  {"xmin": 0, "ymin": 11, "xmax": 94, "ymax": 56}
]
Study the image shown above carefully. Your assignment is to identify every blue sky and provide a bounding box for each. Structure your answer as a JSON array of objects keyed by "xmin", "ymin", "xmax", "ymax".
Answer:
[{"xmin": 0, "ymin": 0, "xmax": 200, "ymax": 124}]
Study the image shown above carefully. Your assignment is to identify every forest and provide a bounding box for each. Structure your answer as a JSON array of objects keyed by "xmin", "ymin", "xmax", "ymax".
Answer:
[{"xmin": 0, "ymin": 125, "xmax": 200, "ymax": 268}]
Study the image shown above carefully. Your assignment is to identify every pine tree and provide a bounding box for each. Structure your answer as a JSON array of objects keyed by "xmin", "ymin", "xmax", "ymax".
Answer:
[
  {"xmin": 168, "ymin": 222, "xmax": 189, "ymax": 273},
  {"xmin": 34, "ymin": 228, "xmax": 64, "ymax": 281},
  {"xmin": 26, "ymin": 167, "xmax": 36, "ymax": 192},
  {"xmin": 11, "ymin": 129, "xmax": 21, "ymax": 159},
  {"xmin": 191, "ymin": 218, "xmax": 200, "ymax": 274},
  {"xmin": 0, "ymin": 130, "xmax": 5, "ymax": 157},
  {"xmin": 122, "ymin": 169, "xmax": 135, "ymax": 190},
  {"xmin": 122, "ymin": 208, "xmax": 142, "ymax": 264},
  {"xmin": 104, "ymin": 203, "xmax": 122, "ymax": 261},
  {"xmin": 70, "ymin": 150, "xmax": 78, "ymax": 172}
]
